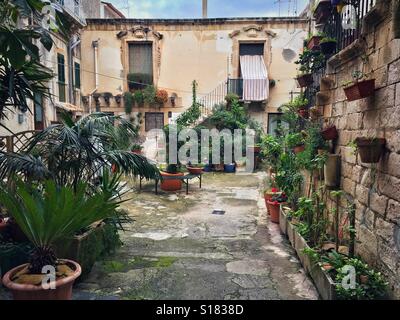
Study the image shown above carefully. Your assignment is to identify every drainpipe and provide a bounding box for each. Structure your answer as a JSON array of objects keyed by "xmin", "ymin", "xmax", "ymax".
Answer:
[
  {"xmin": 68, "ymin": 37, "xmax": 81, "ymax": 105},
  {"xmin": 89, "ymin": 39, "xmax": 100, "ymax": 114}
]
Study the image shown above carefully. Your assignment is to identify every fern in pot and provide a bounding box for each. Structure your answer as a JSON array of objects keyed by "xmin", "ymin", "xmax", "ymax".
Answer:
[{"xmin": 0, "ymin": 179, "xmax": 122, "ymax": 300}]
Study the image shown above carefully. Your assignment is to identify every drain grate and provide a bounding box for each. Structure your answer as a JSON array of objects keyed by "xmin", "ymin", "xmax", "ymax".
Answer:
[{"xmin": 211, "ymin": 209, "xmax": 225, "ymax": 215}]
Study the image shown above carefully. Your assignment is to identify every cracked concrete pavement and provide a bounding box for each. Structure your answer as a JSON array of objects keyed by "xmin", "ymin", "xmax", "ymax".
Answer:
[{"xmin": 72, "ymin": 171, "xmax": 319, "ymax": 300}]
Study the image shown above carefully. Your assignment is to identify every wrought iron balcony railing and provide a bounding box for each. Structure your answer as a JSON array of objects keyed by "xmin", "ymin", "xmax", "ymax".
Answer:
[{"xmin": 323, "ymin": 0, "xmax": 376, "ymax": 54}]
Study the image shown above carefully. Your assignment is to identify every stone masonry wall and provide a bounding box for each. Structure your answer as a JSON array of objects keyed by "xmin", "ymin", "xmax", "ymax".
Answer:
[{"xmin": 318, "ymin": 0, "xmax": 400, "ymax": 298}]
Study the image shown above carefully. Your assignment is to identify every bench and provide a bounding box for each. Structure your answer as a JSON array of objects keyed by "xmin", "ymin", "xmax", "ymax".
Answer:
[{"xmin": 139, "ymin": 173, "xmax": 202, "ymax": 195}]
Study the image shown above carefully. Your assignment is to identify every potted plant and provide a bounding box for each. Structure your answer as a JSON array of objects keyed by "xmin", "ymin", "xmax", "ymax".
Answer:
[
  {"xmin": 295, "ymin": 49, "xmax": 325, "ymax": 88},
  {"xmin": 186, "ymin": 163, "xmax": 204, "ymax": 175},
  {"xmin": 264, "ymin": 187, "xmax": 281, "ymax": 215},
  {"xmin": 355, "ymin": 137, "xmax": 386, "ymax": 163},
  {"xmin": 321, "ymin": 125, "xmax": 338, "ymax": 141},
  {"xmin": 291, "ymin": 94, "xmax": 309, "ymax": 118},
  {"xmin": 343, "ymin": 71, "xmax": 375, "ymax": 101},
  {"xmin": 306, "ymin": 32, "xmax": 323, "ymax": 51},
  {"xmin": 131, "ymin": 143, "xmax": 143, "ymax": 155},
  {"xmin": 313, "ymin": 0, "xmax": 332, "ymax": 24},
  {"xmin": 320, "ymin": 36, "xmax": 337, "ymax": 55},
  {"xmin": 267, "ymin": 192, "xmax": 288, "ymax": 224},
  {"xmin": 224, "ymin": 162, "xmax": 236, "ymax": 173},
  {"xmin": 155, "ymin": 89, "xmax": 169, "ymax": 107},
  {"xmin": 0, "ymin": 180, "xmax": 120, "ymax": 300},
  {"xmin": 160, "ymin": 164, "xmax": 184, "ymax": 191},
  {"xmin": 133, "ymin": 91, "xmax": 145, "ymax": 108},
  {"xmin": 286, "ymin": 133, "xmax": 306, "ymax": 154}
]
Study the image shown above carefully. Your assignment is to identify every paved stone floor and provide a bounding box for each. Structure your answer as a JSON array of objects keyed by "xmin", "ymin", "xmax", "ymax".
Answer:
[{"xmin": 0, "ymin": 172, "xmax": 319, "ymax": 300}]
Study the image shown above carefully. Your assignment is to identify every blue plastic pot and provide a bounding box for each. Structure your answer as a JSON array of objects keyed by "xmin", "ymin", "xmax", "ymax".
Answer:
[
  {"xmin": 203, "ymin": 164, "xmax": 212, "ymax": 172},
  {"xmin": 331, "ymin": 0, "xmax": 341, "ymax": 5},
  {"xmin": 224, "ymin": 163, "xmax": 236, "ymax": 173}
]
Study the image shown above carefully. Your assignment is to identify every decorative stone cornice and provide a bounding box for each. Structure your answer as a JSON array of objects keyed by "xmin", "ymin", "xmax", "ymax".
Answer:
[{"xmin": 229, "ymin": 25, "xmax": 277, "ymax": 38}]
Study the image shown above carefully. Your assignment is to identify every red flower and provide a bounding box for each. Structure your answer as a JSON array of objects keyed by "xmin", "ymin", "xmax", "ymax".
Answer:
[
  {"xmin": 273, "ymin": 201, "xmax": 279, "ymax": 206},
  {"xmin": 271, "ymin": 188, "xmax": 279, "ymax": 193}
]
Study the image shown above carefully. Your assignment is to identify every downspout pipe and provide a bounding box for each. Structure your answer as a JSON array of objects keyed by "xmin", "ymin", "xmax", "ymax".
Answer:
[
  {"xmin": 89, "ymin": 39, "xmax": 100, "ymax": 114},
  {"xmin": 68, "ymin": 37, "xmax": 81, "ymax": 105}
]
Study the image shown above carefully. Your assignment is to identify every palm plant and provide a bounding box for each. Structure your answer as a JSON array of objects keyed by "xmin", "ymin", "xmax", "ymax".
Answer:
[
  {"xmin": 0, "ymin": 112, "xmax": 159, "ymax": 191},
  {"xmin": 0, "ymin": 179, "xmax": 124, "ymax": 274}
]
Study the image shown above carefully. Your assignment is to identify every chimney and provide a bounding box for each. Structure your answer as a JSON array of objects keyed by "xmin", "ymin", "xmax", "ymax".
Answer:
[{"xmin": 202, "ymin": 0, "xmax": 207, "ymax": 18}]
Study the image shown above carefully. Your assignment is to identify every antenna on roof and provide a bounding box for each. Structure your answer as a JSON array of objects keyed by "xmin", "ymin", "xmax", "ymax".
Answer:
[
  {"xmin": 118, "ymin": 0, "xmax": 130, "ymax": 17},
  {"xmin": 274, "ymin": 0, "xmax": 298, "ymax": 17}
]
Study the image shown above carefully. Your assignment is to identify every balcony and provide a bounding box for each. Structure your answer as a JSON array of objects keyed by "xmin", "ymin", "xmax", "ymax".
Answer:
[
  {"xmin": 55, "ymin": 0, "xmax": 86, "ymax": 27},
  {"xmin": 227, "ymin": 78, "xmax": 243, "ymax": 100},
  {"xmin": 323, "ymin": 0, "xmax": 376, "ymax": 54}
]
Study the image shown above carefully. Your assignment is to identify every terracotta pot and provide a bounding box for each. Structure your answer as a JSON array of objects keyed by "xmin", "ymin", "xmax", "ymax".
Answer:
[
  {"xmin": 320, "ymin": 40, "xmax": 337, "ymax": 55},
  {"xmin": 296, "ymin": 74, "xmax": 313, "ymax": 88},
  {"xmin": 344, "ymin": 79, "xmax": 375, "ymax": 101},
  {"xmin": 267, "ymin": 201, "xmax": 280, "ymax": 224},
  {"xmin": 321, "ymin": 126, "xmax": 338, "ymax": 140},
  {"xmin": 160, "ymin": 171, "xmax": 184, "ymax": 191},
  {"xmin": 298, "ymin": 108, "xmax": 309, "ymax": 119},
  {"xmin": 293, "ymin": 145, "xmax": 305, "ymax": 154},
  {"xmin": 111, "ymin": 163, "xmax": 118, "ymax": 173},
  {"xmin": 187, "ymin": 166, "xmax": 203, "ymax": 175},
  {"xmin": 360, "ymin": 275, "xmax": 369, "ymax": 284},
  {"xmin": 264, "ymin": 191, "xmax": 281, "ymax": 215},
  {"xmin": 307, "ymin": 36, "xmax": 321, "ymax": 51},
  {"xmin": 2, "ymin": 259, "xmax": 81, "ymax": 300},
  {"xmin": 355, "ymin": 138, "xmax": 386, "ymax": 163}
]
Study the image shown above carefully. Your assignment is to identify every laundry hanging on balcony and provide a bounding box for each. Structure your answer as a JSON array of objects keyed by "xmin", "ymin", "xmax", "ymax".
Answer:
[{"xmin": 239, "ymin": 55, "xmax": 269, "ymax": 101}]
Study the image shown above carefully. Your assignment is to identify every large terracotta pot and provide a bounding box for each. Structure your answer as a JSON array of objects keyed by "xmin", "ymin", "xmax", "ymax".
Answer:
[
  {"xmin": 296, "ymin": 74, "xmax": 313, "ymax": 88},
  {"xmin": 2, "ymin": 259, "xmax": 81, "ymax": 300},
  {"xmin": 160, "ymin": 171, "xmax": 184, "ymax": 191},
  {"xmin": 267, "ymin": 201, "xmax": 281, "ymax": 224},
  {"xmin": 187, "ymin": 166, "xmax": 203, "ymax": 175},
  {"xmin": 264, "ymin": 191, "xmax": 281, "ymax": 215},
  {"xmin": 293, "ymin": 145, "xmax": 305, "ymax": 154},
  {"xmin": 356, "ymin": 138, "xmax": 386, "ymax": 163},
  {"xmin": 344, "ymin": 79, "xmax": 375, "ymax": 101}
]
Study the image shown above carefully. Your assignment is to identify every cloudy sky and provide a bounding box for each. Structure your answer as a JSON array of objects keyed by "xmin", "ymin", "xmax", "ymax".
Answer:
[{"xmin": 108, "ymin": 0, "xmax": 309, "ymax": 19}]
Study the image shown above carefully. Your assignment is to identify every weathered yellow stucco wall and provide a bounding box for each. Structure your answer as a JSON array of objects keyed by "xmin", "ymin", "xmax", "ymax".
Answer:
[{"xmin": 81, "ymin": 18, "xmax": 308, "ymax": 133}]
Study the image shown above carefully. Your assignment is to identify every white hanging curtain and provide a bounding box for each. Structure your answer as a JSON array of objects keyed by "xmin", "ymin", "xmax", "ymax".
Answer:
[{"xmin": 240, "ymin": 55, "xmax": 269, "ymax": 101}]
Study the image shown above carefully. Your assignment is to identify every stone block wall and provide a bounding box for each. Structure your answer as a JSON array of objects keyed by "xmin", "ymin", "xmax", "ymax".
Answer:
[{"xmin": 317, "ymin": 0, "xmax": 400, "ymax": 298}]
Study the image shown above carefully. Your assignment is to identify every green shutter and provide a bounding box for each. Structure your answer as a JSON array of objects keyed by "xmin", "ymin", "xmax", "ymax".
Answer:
[
  {"xmin": 74, "ymin": 62, "xmax": 81, "ymax": 88},
  {"xmin": 128, "ymin": 42, "xmax": 153, "ymax": 84},
  {"xmin": 57, "ymin": 53, "xmax": 65, "ymax": 83}
]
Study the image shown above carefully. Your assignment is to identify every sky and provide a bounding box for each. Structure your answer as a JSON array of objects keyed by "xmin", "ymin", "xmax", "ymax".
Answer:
[{"xmin": 108, "ymin": 0, "xmax": 309, "ymax": 19}]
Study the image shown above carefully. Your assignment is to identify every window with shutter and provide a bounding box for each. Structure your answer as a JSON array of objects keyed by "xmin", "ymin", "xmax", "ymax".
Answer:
[
  {"xmin": 57, "ymin": 53, "xmax": 66, "ymax": 102},
  {"xmin": 128, "ymin": 42, "xmax": 153, "ymax": 88}
]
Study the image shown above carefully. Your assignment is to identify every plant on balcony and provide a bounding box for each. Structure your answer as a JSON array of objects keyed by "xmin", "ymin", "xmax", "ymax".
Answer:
[
  {"xmin": 354, "ymin": 137, "xmax": 386, "ymax": 163},
  {"xmin": 342, "ymin": 71, "xmax": 375, "ymax": 101},
  {"xmin": 155, "ymin": 89, "xmax": 169, "ymax": 106},
  {"xmin": 143, "ymin": 85, "xmax": 157, "ymax": 106},
  {"xmin": 295, "ymin": 49, "xmax": 325, "ymax": 87},
  {"xmin": 306, "ymin": 31, "xmax": 324, "ymax": 51},
  {"xmin": 133, "ymin": 90, "xmax": 144, "ymax": 107},
  {"xmin": 123, "ymin": 91, "xmax": 134, "ymax": 114},
  {"xmin": 313, "ymin": 0, "xmax": 332, "ymax": 24},
  {"xmin": 127, "ymin": 73, "xmax": 152, "ymax": 90},
  {"xmin": 320, "ymin": 36, "xmax": 337, "ymax": 55}
]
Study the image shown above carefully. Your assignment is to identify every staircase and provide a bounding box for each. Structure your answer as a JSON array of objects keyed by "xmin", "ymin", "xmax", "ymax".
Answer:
[{"xmin": 195, "ymin": 81, "xmax": 228, "ymax": 125}]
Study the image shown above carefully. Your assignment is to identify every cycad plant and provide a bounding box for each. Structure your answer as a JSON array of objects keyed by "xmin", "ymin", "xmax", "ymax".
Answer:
[
  {"xmin": 0, "ymin": 112, "xmax": 159, "ymax": 191},
  {"xmin": 0, "ymin": 179, "xmax": 124, "ymax": 274}
]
